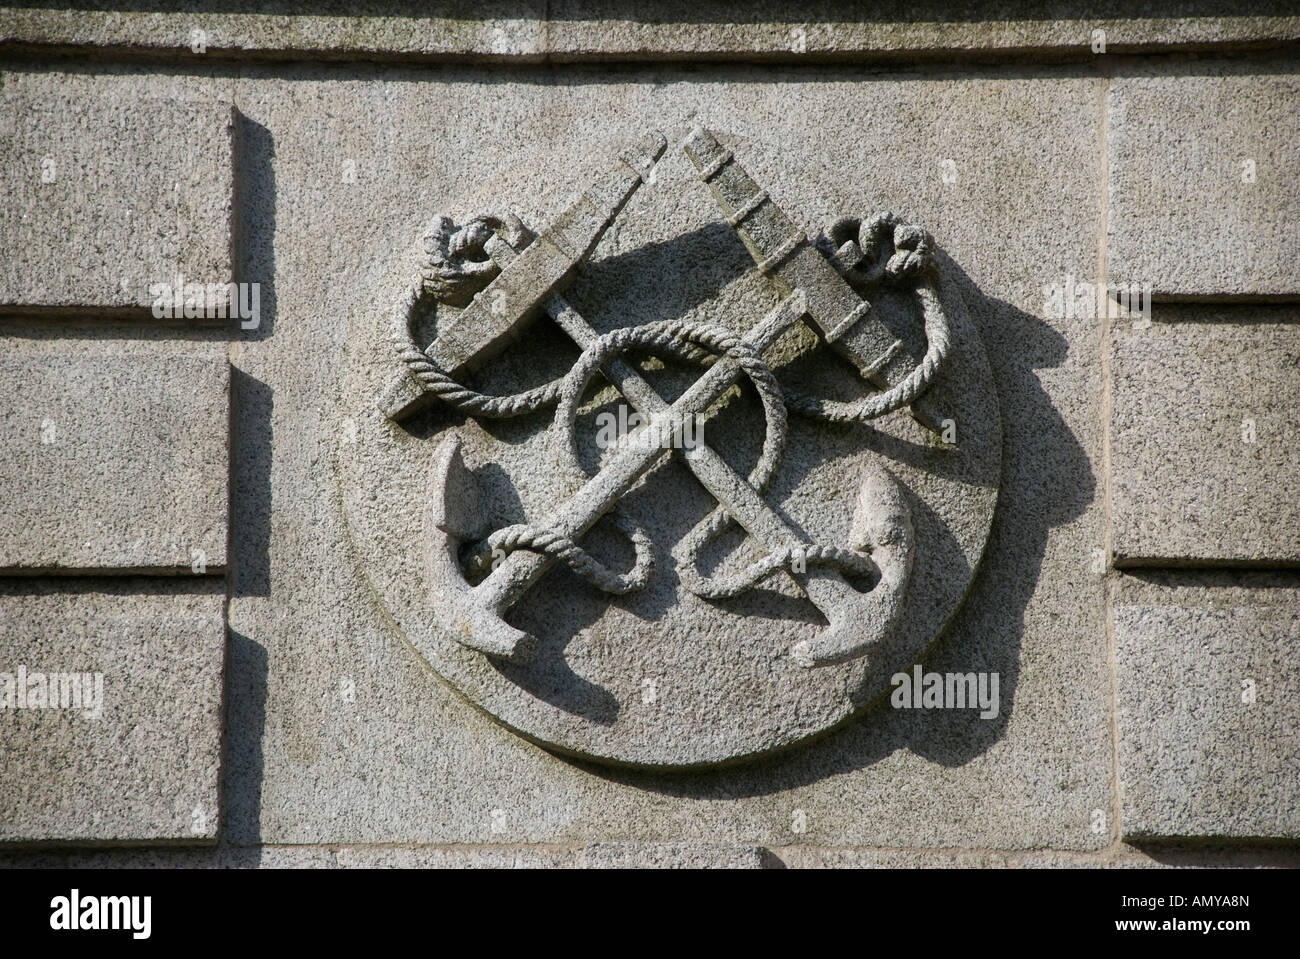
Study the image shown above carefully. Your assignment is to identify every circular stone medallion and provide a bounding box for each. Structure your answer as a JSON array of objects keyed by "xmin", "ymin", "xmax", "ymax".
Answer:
[{"xmin": 335, "ymin": 127, "xmax": 1000, "ymax": 769}]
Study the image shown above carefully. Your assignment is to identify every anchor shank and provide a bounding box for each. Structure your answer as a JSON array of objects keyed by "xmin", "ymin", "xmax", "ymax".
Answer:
[
  {"xmin": 554, "ymin": 294, "xmax": 879, "ymax": 610},
  {"xmin": 473, "ymin": 292, "xmax": 806, "ymax": 617},
  {"xmin": 478, "ymin": 235, "xmax": 860, "ymax": 605}
]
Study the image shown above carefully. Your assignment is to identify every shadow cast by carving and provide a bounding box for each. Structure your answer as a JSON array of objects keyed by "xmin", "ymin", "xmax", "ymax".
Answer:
[{"xmin": 567, "ymin": 262, "xmax": 1095, "ymax": 790}]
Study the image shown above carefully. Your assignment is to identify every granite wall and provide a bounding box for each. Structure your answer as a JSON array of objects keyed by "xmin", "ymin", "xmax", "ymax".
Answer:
[{"xmin": 1, "ymin": 3, "xmax": 1297, "ymax": 868}]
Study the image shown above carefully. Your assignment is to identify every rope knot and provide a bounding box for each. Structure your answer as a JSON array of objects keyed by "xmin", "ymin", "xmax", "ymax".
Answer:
[
  {"xmin": 817, "ymin": 212, "xmax": 937, "ymax": 293},
  {"xmin": 420, "ymin": 211, "xmax": 530, "ymax": 307}
]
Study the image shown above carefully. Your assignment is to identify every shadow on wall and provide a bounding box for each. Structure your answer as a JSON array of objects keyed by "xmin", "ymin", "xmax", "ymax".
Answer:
[
  {"xmin": 235, "ymin": 111, "xmax": 276, "ymax": 343},
  {"xmin": 222, "ymin": 630, "xmax": 268, "ymax": 852},
  {"xmin": 228, "ymin": 111, "xmax": 277, "ymax": 599},
  {"xmin": 216, "ymin": 113, "xmax": 276, "ymax": 849},
  {"xmin": 229, "ymin": 368, "xmax": 274, "ymax": 599},
  {"xmin": 575, "ymin": 259, "xmax": 1095, "ymax": 796}
]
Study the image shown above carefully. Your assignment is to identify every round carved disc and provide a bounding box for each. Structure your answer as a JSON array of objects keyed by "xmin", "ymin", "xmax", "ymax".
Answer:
[{"xmin": 335, "ymin": 130, "xmax": 1001, "ymax": 768}]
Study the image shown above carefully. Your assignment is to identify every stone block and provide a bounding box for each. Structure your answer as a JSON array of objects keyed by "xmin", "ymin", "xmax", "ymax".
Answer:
[
  {"xmin": 1109, "ymin": 306, "xmax": 1300, "ymax": 566},
  {"xmin": 200, "ymin": 69, "xmax": 1111, "ymax": 851},
  {"xmin": 579, "ymin": 843, "xmax": 770, "ymax": 869},
  {"xmin": 0, "ymin": 95, "xmax": 236, "ymax": 312},
  {"xmin": 1, "ymin": 5, "xmax": 1296, "ymax": 62},
  {"xmin": 0, "ymin": 353, "xmax": 230, "ymax": 573},
  {"xmin": 1114, "ymin": 602, "xmax": 1300, "ymax": 840},
  {"xmin": 0, "ymin": 845, "xmax": 335, "ymax": 868},
  {"xmin": 0, "ymin": 581, "xmax": 227, "ymax": 843},
  {"xmin": 332, "ymin": 845, "xmax": 577, "ymax": 869},
  {"xmin": 1107, "ymin": 71, "xmax": 1300, "ymax": 297}
]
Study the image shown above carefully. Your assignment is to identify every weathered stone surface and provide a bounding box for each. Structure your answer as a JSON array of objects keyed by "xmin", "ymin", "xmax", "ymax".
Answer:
[
  {"xmin": 1, "ymin": 4, "xmax": 1295, "ymax": 62},
  {"xmin": 339, "ymin": 842, "xmax": 768, "ymax": 868},
  {"xmin": 1107, "ymin": 70, "xmax": 1300, "ymax": 297},
  {"xmin": 332, "ymin": 845, "xmax": 577, "ymax": 868},
  {"xmin": 1109, "ymin": 306, "xmax": 1300, "ymax": 567},
  {"xmin": 777, "ymin": 847, "xmax": 1112, "ymax": 868},
  {"xmin": 0, "ymin": 581, "xmax": 226, "ymax": 843},
  {"xmin": 776, "ymin": 843, "xmax": 1300, "ymax": 868},
  {"xmin": 0, "ymin": 845, "xmax": 336, "ymax": 869},
  {"xmin": 580, "ymin": 842, "xmax": 770, "ymax": 868},
  {"xmin": 6, "ymin": 840, "xmax": 1300, "ymax": 869},
  {"xmin": 0, "ymin": 842, "xmax": 767, "ymax": 868},
  {"xmin": 6, "ymin": 11, "xmax": 1300, "ymax": 873},
  {"xmin": 1114, "ymin": 599, "xmax": 1300, "ymax": 841},
  {"xmin": 341, "ymin": 125, "xmax": 1002, "ymax": 767},
  {"xmin": 137, "ymin": 67, "xmax": 1109, "ymax": 849},
  {"xmin": 0, "ymin": 352, "xmax": 229, "ymax": 573},
  {"xmin": 0, "ymin": 94, "xmax": 236, "ymax": 312},
  {"xmin": 0, "ymin": 32, "xmax": 1126, "ymax": 855}
]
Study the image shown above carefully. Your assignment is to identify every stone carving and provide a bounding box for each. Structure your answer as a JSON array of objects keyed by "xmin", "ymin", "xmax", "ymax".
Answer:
[{"xmin": 337, "ymin": 125, "xmax": 1001, "ymax": 767}]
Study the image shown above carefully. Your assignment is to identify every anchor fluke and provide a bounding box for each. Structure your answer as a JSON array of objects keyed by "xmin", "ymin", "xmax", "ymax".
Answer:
[
  {"xmin": 425, "ymin": 433, "xmax": 537, "ymax": 663},
  {"xmin": 790, "ymin": 468, "xmax": 914, "ymax": 668}
]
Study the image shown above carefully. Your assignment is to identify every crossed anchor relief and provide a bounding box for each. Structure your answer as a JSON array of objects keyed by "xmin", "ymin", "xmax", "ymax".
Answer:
[{"xmin": 377, "ymin": 127, "xmax": 958, "ymax": 672}]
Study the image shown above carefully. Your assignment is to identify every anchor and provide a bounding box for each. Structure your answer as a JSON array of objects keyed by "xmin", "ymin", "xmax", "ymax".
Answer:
[
  {"xmin": 426, "ymin": 431, "xmax": 913, "ymax": 668},
  {"xmin": 387, "ymin": 127, "xmax": 954, "ymax": 668}
]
